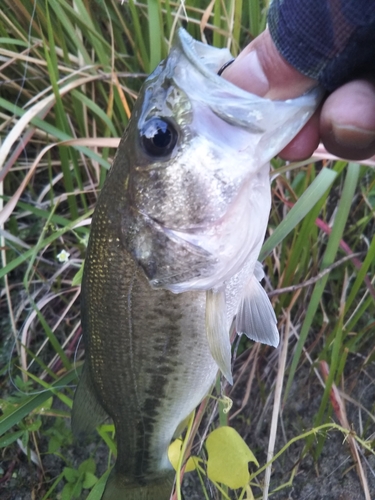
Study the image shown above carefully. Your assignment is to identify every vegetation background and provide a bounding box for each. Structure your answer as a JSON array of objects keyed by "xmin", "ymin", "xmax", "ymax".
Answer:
[{"xmin": 0, "ymin": 0, "xmax": 374, "ymax": 499}]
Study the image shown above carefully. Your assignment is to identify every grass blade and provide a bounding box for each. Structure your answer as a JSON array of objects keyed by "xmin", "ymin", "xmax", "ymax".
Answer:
[
  {"xmin": 284, "ymin": 163, "xmax": 360, "ymax": 401},
  {"xmin": 0, "ymin": 370, "xmax": 78, "ymax": 437},
  {"xmin": 260, "ymin": 167, "xmax": 338, "ymax": 261}
]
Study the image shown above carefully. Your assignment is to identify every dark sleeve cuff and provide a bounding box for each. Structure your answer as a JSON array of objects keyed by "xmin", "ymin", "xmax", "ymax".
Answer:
[{"xmin": 268, "ymin": 0, "xmax": 375, "ymax": 91}]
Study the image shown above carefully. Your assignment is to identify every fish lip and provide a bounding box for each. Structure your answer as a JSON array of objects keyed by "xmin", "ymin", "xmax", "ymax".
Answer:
[
  {"xmin": 174, "ymin": 28, "xmax": 324, "ymax": 153},
  {"xmin": 177, "ymin": 27, "xmax": 324, "ymax": 103}
]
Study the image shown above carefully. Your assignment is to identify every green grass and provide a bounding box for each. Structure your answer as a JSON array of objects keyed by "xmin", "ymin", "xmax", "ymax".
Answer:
[{"xmin": 0, "ymin": 1, "xmax": 374, "ymax": 499}]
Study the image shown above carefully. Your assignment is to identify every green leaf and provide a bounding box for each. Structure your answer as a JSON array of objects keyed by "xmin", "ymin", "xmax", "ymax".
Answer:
[
  {"xmin": 79, "ymin": 458, "xmax": 96, "ymax": 475},
  {"xmin": 206, "ymin": 426, "xmax": 258, "ymax": 489},
  {"xmin": 48, "ymin": 436, "xmax": 62, "ymax": 454},
  {"xmin": 72, "ymin": 264, "xmax": 84, "ymax": 286},
  {"xmin": 34, "ymin": 397, "xmax": 53, "ymax": 413},
  {"xmin": 61, "ymin": 482, "xmax": 76, "ymax": 500},
  {"xmin": 71, "ymin": 90, "xmax": 118, "ymax": 137},
  {"xmin": 21, "ymin": 430, "xmax": 29, "ymax": 449},
  {"xmin": 0, "ymin": 98, "xmax": 111, "ymax": 170},
  {"xmin": 0, "ymin": 210, "xmax": 93, "ymax": 280},
  {"xmin": 147, "ymin": 0, "xmax": 162, "ymax": 72},
  {"xmin": 97, "ymin": 425, "xmax": 117, "ymax": 456},
  {"xmin": 0, "ymin": 369, "xmax": 79, "ymax": 437},
  {"xmin": 83, "ymin": 472, "xmax": 98, "ymax": 489},
  {"xmin": 25, "ymin": 418, "xmax": 42, "ymax": 432},
  {"xmin": 168, "ymin": 438, "xmax": 197, "ymax": 472},
  {"xmin": 0, "ymin": 430, "xmax": 25, "ymax": 448},
  {"xmin": 128, "ymin": 0, "xmax": 149, "ymax": 72},
  {"xmin": 86, "ymin": 470, "xmax": 111, "ymax": 500},
  {"xmin": 0, "ymin": 400, "xmax": 18, "ymax": 418},
  {"xmin": 31, "ymin": 300, "xmax": 71, "ymax": 371},
  {"xmin": 71, "ymin": 481, "xmax": 83, "ymax": 498},
  {"xmin": 64, "ymin": 466, "xmax": 79, "ymax": 483},
  {"xmin": 41, "ymin": 472, "xmax": 65, "ymax": 500},
  {"xmin": 0, "ymin": 37, "xmax": 30, "ymax": 47},
  {"xmin": 345, "ymin": 230, "xmax": 375, "ymax": 313}
]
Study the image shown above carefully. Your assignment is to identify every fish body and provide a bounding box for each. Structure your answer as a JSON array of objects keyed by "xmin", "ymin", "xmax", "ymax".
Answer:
[
  {"xmin": 72, "ymin": 29, "xmax": 322, "ymax": 499},
  {"xmin": 74, "ymin": 185, "xmax": 217, "ymax": 498}
]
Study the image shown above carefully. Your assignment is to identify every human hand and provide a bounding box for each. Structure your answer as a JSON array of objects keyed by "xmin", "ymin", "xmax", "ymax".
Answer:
[{"xmin": 222, "ymin": 29, "xmax": 375, "ymax": 162}]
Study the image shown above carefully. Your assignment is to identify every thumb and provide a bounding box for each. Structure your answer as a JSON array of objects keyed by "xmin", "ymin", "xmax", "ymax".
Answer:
[
  {"xmin": 222, "ymin": 28, "xmax": 321, "ymax": 160},
  {"xmin": 222, "ymin": 28, "xmax": 317, "ymax": 100}
]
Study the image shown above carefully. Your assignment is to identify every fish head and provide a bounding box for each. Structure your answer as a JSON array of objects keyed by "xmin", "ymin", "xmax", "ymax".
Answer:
[
  {"xmin": 115, "ymin": 29, "xmax": 323, "ymax": 292},
  {"xmin": 127, "ymin": 45, "xmax": 256, "ymax": 225}
]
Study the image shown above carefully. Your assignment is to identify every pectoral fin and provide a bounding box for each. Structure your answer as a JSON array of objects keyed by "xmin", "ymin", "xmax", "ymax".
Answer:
[
  {"xmin": 253, "ymin": 260, "xmax": 265, "ymax": 281},
  {"xmin": 235, "ymin": 271, "xmax": 279, "ymax": 347},
  {"xmin": 206, "ymin": 288, "xmax": 233, "ymax": 384},
  {"xmin": 71, "ymin": 363, "xmax": 109, "ymax": 437}
]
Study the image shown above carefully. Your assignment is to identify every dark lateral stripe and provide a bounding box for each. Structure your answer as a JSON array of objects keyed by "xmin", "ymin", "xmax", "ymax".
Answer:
[{"xmin": 133, "ymin": 334, "xmax": 181, "ymax": 477}]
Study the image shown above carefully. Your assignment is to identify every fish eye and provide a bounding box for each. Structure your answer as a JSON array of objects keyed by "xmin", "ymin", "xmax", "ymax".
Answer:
[{"xmin": 140, "ymin": 118, "xmax": 178, "ymax": 157}]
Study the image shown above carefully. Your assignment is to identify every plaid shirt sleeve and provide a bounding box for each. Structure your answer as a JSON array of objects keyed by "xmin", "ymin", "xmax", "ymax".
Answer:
[{"xmin": 268, "ymin": 0, "xmax": 375, "ymax": 91}]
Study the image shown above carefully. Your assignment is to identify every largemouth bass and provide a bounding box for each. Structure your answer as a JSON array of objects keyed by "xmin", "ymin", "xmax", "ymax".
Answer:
[{"xmin": 72, "ymin": 28, "xmax": 322, "ymax": 500}]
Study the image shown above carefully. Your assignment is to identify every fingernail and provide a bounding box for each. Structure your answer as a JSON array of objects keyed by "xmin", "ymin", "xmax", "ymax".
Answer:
[
  {"xmin": 332, "ymin": 123, "xmax": 375, "ymax": 149},
  {"xmin": 223, "ymin": 50, "xmax": 269, "ymax": 96}
]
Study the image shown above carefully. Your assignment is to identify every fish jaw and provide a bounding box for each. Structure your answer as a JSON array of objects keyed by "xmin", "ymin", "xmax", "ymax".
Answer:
[{"xmin": 163, "ymin": 165, "xmax": 272, "ymax": 293}]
